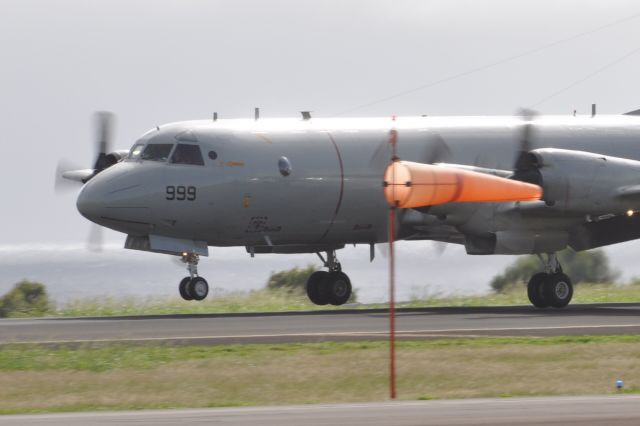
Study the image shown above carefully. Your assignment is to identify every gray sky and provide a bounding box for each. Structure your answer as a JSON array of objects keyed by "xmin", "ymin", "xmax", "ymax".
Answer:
[{"xmin": 2, "ymin": 0, "xmax": 640, "ymax": 300}]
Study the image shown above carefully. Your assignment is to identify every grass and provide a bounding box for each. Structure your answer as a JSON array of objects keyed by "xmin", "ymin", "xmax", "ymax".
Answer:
[
  {"xmin": 43, "ymin": 282, "xmax": 640, "ymax": 318},
  {"xmin": 403, "ymin": 282, "xmax": 640, "ymax": 307},
  {"xmin": 56, "ymin": 289, "xmax": 335, "ymax": 317},
  {"xmin": 1, "ymin": 336, "xmax": 639, "ymax": 414}
]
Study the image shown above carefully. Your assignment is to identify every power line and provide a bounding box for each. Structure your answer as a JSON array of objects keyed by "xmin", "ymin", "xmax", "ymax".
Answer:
[
  {"xmin": 333, "ymin": 11, "xmax": 640, "ymax": 116},
  {"xmin": 531, "ymin": 45, "xmax": 640, "ymax": 108}
]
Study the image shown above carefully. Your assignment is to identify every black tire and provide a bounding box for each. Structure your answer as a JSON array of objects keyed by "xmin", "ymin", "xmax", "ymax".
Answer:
[
  {"xmin": 527, "ymin": 272, "xmax": 549, "ymax": 308},
  {"xmin": 306, "ymin": 271, "xmax": 330, "ymax": 305},
  {"xmin": 543, "ymin": 273, "xmax": 573, "ymax": 308},
  {"xmin": 327, "ymin": 272, "xmax": 352, "ymax": 306},
  {"xmin": 188, "ymin": 277, "xmax": 209, "ymax": 301},
  {"xmin": 179, "ymin": 277, "xmax": 194, "ymax": 301}
]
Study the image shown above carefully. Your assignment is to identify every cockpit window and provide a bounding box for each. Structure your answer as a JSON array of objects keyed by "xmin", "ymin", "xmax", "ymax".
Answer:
[
  {"xmin": 141, "ymin": 144, "xmax": 174, "ymax": 162},
  {"xmin": 128, "ymin": 143, "xmax": 144, "ymax": 160},
  {"xmin": 170, "ymin": 143, "xmax": 204, "ymax": 166}
]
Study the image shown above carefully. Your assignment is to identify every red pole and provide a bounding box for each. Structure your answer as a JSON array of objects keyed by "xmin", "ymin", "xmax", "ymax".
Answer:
[
  {"xmin": 389, "ymin": 206, "xmax": 397, "ymax": 400},
  {"xmin": 387, "ymin": 122, "xmax": 398, "ymax": 400}
]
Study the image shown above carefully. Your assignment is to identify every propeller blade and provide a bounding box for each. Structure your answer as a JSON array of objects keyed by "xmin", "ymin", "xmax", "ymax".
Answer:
[
  {"xmin": 369, "ymin": 136, "xmax": 393, "ymax": 169},
  {"xmin": 54, "ymin": 160, "xmax": 86, "ymax": 193},
  {"xmin": 62, "ymin": 169, "xmax": 95, "ymax": 182},
  {"xmin": 376, "ymin": 243, "xmax": 389, "ymax": 259},
  {"xmin": 93, "ymin": 111, "xmax": 115, "ymax": 172},
  {"xmin": 511, "ymin": 109, "xmax": 542, "ymax": 184},
  {"xmin": 432, "ymin": 241, "xmax": 447, "ymax": 257},
  {"xmin": 87, "ymin": 223, "xmax": 104, "ymax": 252},
  {"xmin": 369, "ymin": 131, "xmax": 451, "ymax": 168},
  {"xmin": 422, "ymin": 132, "xmax": 452, "ymax": 164}
]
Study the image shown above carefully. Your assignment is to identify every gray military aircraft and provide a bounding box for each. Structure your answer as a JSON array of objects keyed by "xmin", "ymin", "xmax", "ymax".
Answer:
[{"xmin": 57, "ymin": 109, "xmax": 640, "ymax": 309}]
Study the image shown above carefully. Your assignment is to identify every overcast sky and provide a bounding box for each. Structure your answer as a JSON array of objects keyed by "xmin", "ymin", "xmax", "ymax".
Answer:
[{"xmin": 2, "ymin": 0, "xmax": 640, "ymax": 299}]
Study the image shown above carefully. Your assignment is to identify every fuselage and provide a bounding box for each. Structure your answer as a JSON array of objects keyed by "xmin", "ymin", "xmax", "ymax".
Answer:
[{"xmin": 76, "ymin": 114, "xmax": 640, "ymax": 251}]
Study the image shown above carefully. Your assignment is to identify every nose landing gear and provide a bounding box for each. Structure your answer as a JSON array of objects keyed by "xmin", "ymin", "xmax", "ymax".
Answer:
[
  {"xmin": 178, "ymin": 253, "xmax": 209, "ymax": 301},
  {"xmin": 306, "ymin": 250, "xmax": 353, "ymax": 306},
  {"xmin": 527, "ymin": 253, "xmax": 573, "ymax": 309}
]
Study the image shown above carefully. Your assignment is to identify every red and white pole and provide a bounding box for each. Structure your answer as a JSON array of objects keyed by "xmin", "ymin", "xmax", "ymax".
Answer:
[
  {"xmin": 388, "ymin": 205, "xmax": 397, "ymax": 399},
  {"xmin": 388, "ymin": 123, "xmax": 398, "ymax": 400}
]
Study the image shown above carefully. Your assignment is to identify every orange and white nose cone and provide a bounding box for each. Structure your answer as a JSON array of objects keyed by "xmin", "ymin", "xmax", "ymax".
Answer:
[{"xmin": 383, "ymin": 161, "xmax": 542, "ymax": 208}]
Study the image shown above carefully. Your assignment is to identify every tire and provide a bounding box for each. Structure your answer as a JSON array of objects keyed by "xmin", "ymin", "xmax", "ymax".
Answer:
[
  {"xmin": 327, "ymin": 272, "xmax": 352, "ymax": 306},
  {"xmin": 179, "ymin": 277, "xmax": 194, "ymax": 301},
  {"xmin": 527, "ymin": 272, "xmax": 549, "ymax": 308},
  {"xmin": 543, "ymin": 273, "xmax": 573, "ymax": 309},
  {"xmin": 188, "ymin": 277, "xmax": 209, "ymax": 301},
  {"xmin": 306, "ymin": 271, "xmax": 330, "ymax": 305}
]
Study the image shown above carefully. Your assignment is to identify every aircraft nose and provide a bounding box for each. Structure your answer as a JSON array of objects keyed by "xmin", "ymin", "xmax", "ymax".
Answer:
[
  {"xmin": 74, "ymin": 164, "xmax": 152, "ymax": 234},
  {"xmin": 76, "ymin": 182, "xmax": 104, "ymax": 223}
]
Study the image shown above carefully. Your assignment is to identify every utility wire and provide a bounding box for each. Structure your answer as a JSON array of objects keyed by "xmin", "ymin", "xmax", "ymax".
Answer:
[
  {"xmin": 530, "ymin": 45, "xmax": 640, "ymax": 108},
  {"xmin": 333, "ymin": 11, "xmax": 640, "ymax": 116}
]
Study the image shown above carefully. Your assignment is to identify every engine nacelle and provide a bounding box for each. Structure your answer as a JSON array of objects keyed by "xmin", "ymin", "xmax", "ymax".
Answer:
[
  {"xmin": 105, "ymin": 150, "xmax": 130, "ymax": 166},
  {"xmin": 529, "ymin": 148, "xmax": 640, "ymax": 216}
]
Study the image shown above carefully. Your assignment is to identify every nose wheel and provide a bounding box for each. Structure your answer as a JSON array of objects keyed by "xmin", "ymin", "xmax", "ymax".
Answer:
[{"xmin": 178, "ymin": 253, "xmax": 209, "ymax": 301}]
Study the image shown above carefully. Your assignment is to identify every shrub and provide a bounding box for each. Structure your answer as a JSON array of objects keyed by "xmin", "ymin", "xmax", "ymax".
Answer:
[
  {"xmin": 266, "ymin": 265, "xmax": 319, "ymax": 294},
  {"xmin": 0, "ymin": 280, "xmax": 51, "ymax": 317},
  {"xmin": 266, "ymin": 265, "xmax": 357, "ymax": 303},
  {"xmin": 490, "ymin": 249, "xmax": 618, "ymax": 293}
]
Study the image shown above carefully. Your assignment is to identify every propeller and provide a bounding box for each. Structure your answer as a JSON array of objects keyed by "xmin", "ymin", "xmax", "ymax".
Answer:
[
  {"xmin": 92, "ymin": 111, "xmax": 115, "ymax": 174},
  {"xmin": 511, "ymin": 108, "xmax": 542, "ymax": 185},
  {"xmin": 55, "ymin": 111, "xmax": 120, "ymax": 251},
  {"xmin": 55, "ymin": 111, "xmax": 117, "ymax": 192},
  {"xmin": 371, "ymin": 130, "xmax": 452, "ymax": 258},
  {"xmin": 54, "ymin": 159, "xmax": 85, "ymax": 193},
  {"xmin": 87, "ymin": 222, "xmax": 104, "ymax": 252},
  {"xmin": 369, "ymin": 130, "xmax": 451, "ymax": 169}
]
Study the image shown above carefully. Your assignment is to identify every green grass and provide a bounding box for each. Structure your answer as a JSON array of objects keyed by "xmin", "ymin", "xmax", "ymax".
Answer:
[
  {"xmin": 45, "ymin": 282, "xmax": 640, "ymax": 318},
  {"xmin": 1, "ymin": 336, "xmax": 640, "ymax": 414},
  {"xmin": 2, "ymin": 336, "xmax": 640, "ymax": 371},
  {"xmin": 403, "ymin": 282, "xmax": 640, "ymax": 307},
  {"xmin": 55, "ymin": 289, "xmax": 338, "ymax": 317}
]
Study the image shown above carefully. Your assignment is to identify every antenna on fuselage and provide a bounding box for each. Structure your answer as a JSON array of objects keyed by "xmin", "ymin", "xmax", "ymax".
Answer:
[
  {"xmin": 254, "ymin": 107, "xmax": 260, "ymax": 121},
  {"xmin": 213, "ymin": 112, "xmax": 218, "ymax": 122},
  {"xmin": 592, "ymin": 103, "xmax": 597, "ymax": 117}
]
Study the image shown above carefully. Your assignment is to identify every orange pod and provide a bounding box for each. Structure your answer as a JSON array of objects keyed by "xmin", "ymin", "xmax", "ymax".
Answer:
[{"xmin": 383, "ymin": 161, "xmax": 542, "ymax": 208}]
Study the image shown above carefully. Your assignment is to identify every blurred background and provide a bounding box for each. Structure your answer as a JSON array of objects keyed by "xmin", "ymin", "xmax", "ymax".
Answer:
[{"xmin": 2, "ymin": 0, "xmax": 640, "ymax": 303}]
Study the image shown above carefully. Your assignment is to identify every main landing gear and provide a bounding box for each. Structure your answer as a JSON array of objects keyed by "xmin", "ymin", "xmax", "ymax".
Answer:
[
  {"xmin": 306, "ymin": 250, "xmax": 352, "ymax": 306},
  {"xmin": 178, "ymin": 253, "xmax": 209, "ymax": 301},
  {"xmin": 527, "ymin": 253, "xmax": 573, "ymax": 309}
]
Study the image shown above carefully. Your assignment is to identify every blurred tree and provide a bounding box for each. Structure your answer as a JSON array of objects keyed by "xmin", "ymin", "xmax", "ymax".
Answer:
[
  {"xmin": 490, "ymin": 249, "xmax": 618, "ymax": 293},
  {"xmin": 0, "ymin": 280, "xmax": 51, "ymax": 317},
  {"xmin": 267, "ymin": 265, "xmax": 319, "ymax": 294},
  {"xmin": 266, "ymin": 265, "xmax": 357, "ymax": 302}
]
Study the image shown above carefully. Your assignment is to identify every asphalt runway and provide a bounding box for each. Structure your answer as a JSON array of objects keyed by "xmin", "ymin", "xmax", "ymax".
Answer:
[
  {"xmin": 1, "ymin": 396, "xmax": 640, "ymax": 425},
  {"xmin": 2, "ymin": 303, "xmax": 640, "ymax": 345}
]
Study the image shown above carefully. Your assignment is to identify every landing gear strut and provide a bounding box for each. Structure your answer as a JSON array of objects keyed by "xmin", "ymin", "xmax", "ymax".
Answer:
[
  {"xmin": 178, "ymin": 253, "xmax": 209, "ymax": 301},
  {"xmin": 527, "ymin": 253, "xmax": 573, "ymax": 309},
  {"xmin": 306, "ymin": 250, "xmax": 352, "ymax": 306}
]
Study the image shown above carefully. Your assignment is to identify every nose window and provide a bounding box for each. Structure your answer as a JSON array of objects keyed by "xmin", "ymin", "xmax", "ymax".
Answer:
[
  {"xmin": 141, "ymin": 144, "xmax": 174, "ymax": 162},
  {"xmin": 170, "ymin": 143, "xmax": 205, "ymax": 166},
  {"xmin": 128, "ymin": 143, "xmax": 144, "ymax": 160}
]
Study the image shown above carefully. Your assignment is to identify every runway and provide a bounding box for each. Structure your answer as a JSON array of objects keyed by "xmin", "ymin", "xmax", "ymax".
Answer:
[
  {"xmin": 2, "ymin": 303, "xmax": 640, "ymax": 345},
  {"xmin": 1, "ymin": 396, "xmax": 640, "ymax": 425}
]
